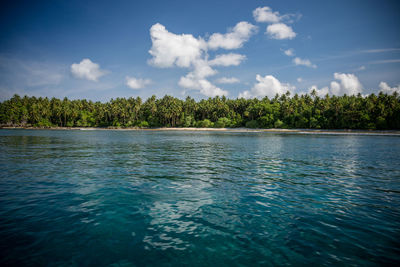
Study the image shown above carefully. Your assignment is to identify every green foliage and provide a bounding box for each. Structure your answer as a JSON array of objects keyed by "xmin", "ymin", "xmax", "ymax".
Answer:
[
  {"xmin": 246, "ymin": 120, "xmax": 259, "ymax": 128},
  {"xmin": 196, "ymin": 119, "xmax": 213, "ymax": 128},
  {"xmin": 1, "ymin": 92, "xmax": 400, "ymax": 129},
  {"xmin": 136, "ymin": 121, "xmax": 149, "ymax": 128},
  {"xmin": 183, "ymin": 115, "xmax": 194, "ymax": 127},
  {"xmin": 259, "ymin": 114, "xmax": 274, "ymax": 128},
  {"xmin": 214, "ymin": 117, "xmax": 231, "ymax": 128},
  {"xmin": 34, "ymin": 119, "xmax": 53, "ymax": 127},
  {"xmin": 274, "ymin": 119, "xmax": 284, "ymax": 128}
]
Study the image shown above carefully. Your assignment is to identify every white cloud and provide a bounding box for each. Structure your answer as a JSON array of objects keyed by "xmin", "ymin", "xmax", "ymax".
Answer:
[
  {"xmin": 179, "ymin": 73, "xmax": 227, "ymax": 97},
  {"xmin": 308, "ymin": 85, "xmax": 329, "ymax": 97},
  {"xmin": 70, "ymin": 58, "xmax": 107, "ymax": 82},
  {"xmin": 283, "ymin": 49, "xmax": 317, "ymax": 69},
  {"xmin": 216, "ymin": 77, "xmax": 240, "ymax": 84},
  {"xmin": 266, "ymin": 23, "xmax": 296, "ymax": 40},
  {"xmin": 297, "ymin": 77, "xmax": 303, "ymax": 83},
  {"xmin": 209, "ymin": 53, "xmax": 246, "ymax": 66},
  {"xmin": 329, "ymin": 81, "xmax": 340, "ymax": 95},
  {"xmin": 281, "ymin": 13, "xmax": 303, "ymax": 24},
  {"xmin": 379, "ymin": 82, "xmax": 400, "ymax": 94},
  {"xmin": 208, "ymin": 21, "xmax": 257, "ymax": 50},
  {"xmin": 148, "ymin": 23, "xmax": 206, "ymax": 68},
  {"xmin": 148, "ymin": 22, "xmax": 253, "ymax": 97},
  {"xmin": 253, "ymin": 6, "xmax": 280, "ymax": 23},
  {"xmin": 253, "ymin": 6, "xmax": 301, "ymax": 24},
  {"xmin": 331, "ymin": 73, "xmax": 363, "ymax": 95},
  {"xmin": 238, "ymin": 90, "xmax": 253, "ymax": 99},
  {"xmin": 308, "ymin": 73, "xmax": 364, "ymax": 96},
  {"xmin": 293, "ymin": 57, "xmax": 317, "ymax": 68},
  {"xmin": 239, "ymin": 74, "xmax": 295, "ymax": 99},
  {"xmin": 147, "ymin": 20, "xmax": 256, "ymax": 97},
  {"xmin": 283, "ymin": 48, "xmax": 294, "ymax": 56},
  {"xmin": 192, "ymin": 59, "xmax": 217, "ymax": 78},
  {"xmin": 358, "ymin": 65, "xmax": 366, "ymax": 71},
  {"xmin": 178, "ymin": 59, "xmax": 227, "ymax": 97},
  {"xmin": 126, "ymin": 76, "xmax": 152, "ymax": 89}
]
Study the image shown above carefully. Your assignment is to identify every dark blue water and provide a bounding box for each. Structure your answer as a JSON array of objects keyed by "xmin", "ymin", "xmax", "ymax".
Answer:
[{"xmin": 1, "ymin": 129, "xmax": 399, "ymax": 266}]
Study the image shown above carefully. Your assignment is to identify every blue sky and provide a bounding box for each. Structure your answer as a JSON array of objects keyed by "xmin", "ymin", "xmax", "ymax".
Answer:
[{"xmin": 0, "ymin": 0, "xmax": 399, "ymax": 101}]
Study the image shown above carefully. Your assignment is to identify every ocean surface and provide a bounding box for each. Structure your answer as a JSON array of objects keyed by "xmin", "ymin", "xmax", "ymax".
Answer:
[{"xmin": 1, "ymin": 129, "xmax": 399, "ymax": 266}]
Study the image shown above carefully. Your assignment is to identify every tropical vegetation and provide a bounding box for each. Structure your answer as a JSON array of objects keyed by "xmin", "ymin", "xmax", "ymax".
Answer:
[{"xmin": 1, "ymin": 91, "xmax": 399, "ymax": 129}]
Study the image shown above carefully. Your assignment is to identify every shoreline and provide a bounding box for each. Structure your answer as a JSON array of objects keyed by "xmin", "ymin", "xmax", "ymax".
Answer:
[{"xmin": 1, "ymin": 126, "xmax": 400, "ymax": 135}]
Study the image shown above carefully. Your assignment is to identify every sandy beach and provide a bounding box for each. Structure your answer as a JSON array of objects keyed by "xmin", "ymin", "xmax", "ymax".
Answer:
[{"xmin": 1, "ymin": 126, "xmax": 400, "ymax": 136}]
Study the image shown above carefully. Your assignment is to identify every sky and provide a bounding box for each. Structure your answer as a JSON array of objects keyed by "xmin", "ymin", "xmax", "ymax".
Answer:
[{"xmin": 0, "ymin": 0, "xmax": 399, "ymax": 101}]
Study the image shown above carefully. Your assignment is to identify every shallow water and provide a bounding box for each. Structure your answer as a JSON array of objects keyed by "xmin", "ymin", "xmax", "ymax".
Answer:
[{"xmin": 0, "ymin": 129, "xmax": 399, "ymax": 266}]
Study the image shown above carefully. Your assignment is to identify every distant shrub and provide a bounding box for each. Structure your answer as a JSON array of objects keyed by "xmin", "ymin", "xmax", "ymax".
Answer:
[
  {"xmin": 196, "ymin": 119, "xmax": 213, "ymax": 128},
  {"xmin": 34, "ymin": 119, "xmax": 53, "ymax": 127},
  {"xmin": 137, "ymin": 121, "xmax": 149, "ymax": 128},
  {"xmin": 183, "ymin": 116, "xmax": 194, "ymax": 127},
  {"xmin": 259, "ymin": 114, "xmax": 274, "ymax": 128},
  {"xmin": 376, "ymin": 116, "xmax": 387, "ymax": 129},
  {"xmin": 274, "ymin": 119, "xmax": 284, "ymax": 128},
  {"xmin": 214, "ymin": 117, "xmax": 231, "ymax": 128},
  {"xmin": 125, "ymin": 121, "xmax": 134, "ymax": 127},
  {"xmin": 245, "ymin": 120, "xmax": 259, "ymax": 128}
]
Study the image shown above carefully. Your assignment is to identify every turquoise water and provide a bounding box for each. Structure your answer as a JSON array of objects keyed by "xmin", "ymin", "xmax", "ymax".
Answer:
[{"xmin": 1, "ymin": 129, "xmax": 399, "ymax": 266}]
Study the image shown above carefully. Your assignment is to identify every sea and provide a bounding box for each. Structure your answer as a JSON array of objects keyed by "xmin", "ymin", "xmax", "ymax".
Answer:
[{"xmin": 0, "ymin": 129, "xmax": 399, "ymax": 266}]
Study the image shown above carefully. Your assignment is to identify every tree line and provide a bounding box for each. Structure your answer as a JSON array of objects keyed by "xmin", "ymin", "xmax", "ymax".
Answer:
[{"xmin": 1, "ymin": 91, "xmax": 399, "ymax": 129}]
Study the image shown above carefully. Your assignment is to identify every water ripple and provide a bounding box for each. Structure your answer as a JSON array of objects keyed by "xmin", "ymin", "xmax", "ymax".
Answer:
[{"xmin": 0, "ymin": 130, "xmax": 400, "ymax": 266}]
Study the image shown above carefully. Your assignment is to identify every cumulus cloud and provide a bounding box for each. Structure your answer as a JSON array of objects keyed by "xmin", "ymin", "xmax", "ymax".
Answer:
[
  {"xmin": 192, "ymin": 59, "xmax": 217, "ymax": 78},
  {"xmin": 293, "ymin": 57, "xmax": 317, "ymax": 68},
  {"xmin": 179, "ymin": 73, "xmax": 227, "ymax": 97},
  {"xmin": 308, "ymin": 85, "xmax": 329, "ymax": 97},
  {"xmin": 253, "ymin": 6, "xmax": 280, "ymax": 23},
  {"xmin": 253, "ymin": 6, "xmax": 299, "ymax": 41},
  {"xmin": 208, "ymin": 21, "xmax": 257, "ymax": 50},
  {"xmin": 209, "ymin": 53, "xmax": 246, "ymax": 66},
  {"xmin": 239, "ymin": 74, "xmax": 295, "ymax": 99},
  {"xmin": 177, "ymin": 58, "xmax": 227, "ymax": 97},
  {"xmin": 126, "ymin": 76, "xmax": 152, "ymax": 89},
  {"xmin": 283, "ymin": 48, "xmax": 294, "ymax": 56},
  {"xmin": 297, "ymin": 77, "xmax": 303, "ymax": 83},
  {"xmin": 330, "ymin": 73, "xmax": 363, "ymax": 95},
  {"xmin": 266, "ymin": 23, "xmax": 296, "ymax": 40},
  {"xmin": 283, "ymin": 49, "xmax": 316, "ymax": 69},
  {"xmin": 148, "ymin": 22, "xmax": 254, "ymax": 97},
  {"xmin": 253, "ymin": 6, "xmax": 301, "ymax": 24},
  {"xmin": 70, "ymin": 58, "xmax": 107, "ymax": 82},
  {"xmin": 379, "ymin": 82, "xmax": 400, "ymax": 94},
  {"xmin": 215, "ymin": 77, "xmax": 240, "ymax": 84},
  {"xmin": 148, "ymin": 23, "xmax": 205, "ymax": 68},
  {"xmin": 308, "ymin": 73, "xmax": 364, "ymax": 96}
]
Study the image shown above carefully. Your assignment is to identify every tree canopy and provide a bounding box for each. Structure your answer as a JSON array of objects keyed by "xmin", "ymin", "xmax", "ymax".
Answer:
[{"xmin": 1, "ymin": 91, "xmax": 399, "ymax": 129}]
